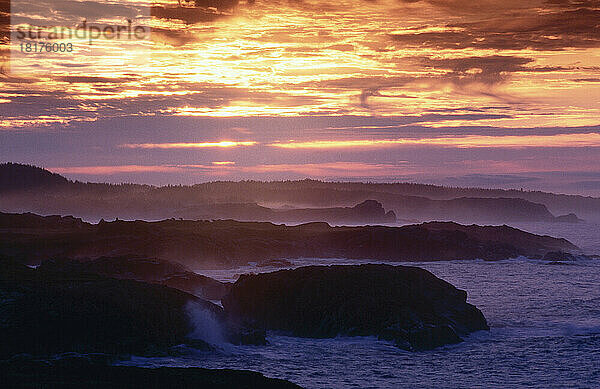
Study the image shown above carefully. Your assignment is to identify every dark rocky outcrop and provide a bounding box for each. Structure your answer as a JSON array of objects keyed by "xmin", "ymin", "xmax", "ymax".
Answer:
[
  {"xmin": 0, "ymin": 357, "xmax": 301, "ymax": 388},
  {"xmin": 38, "ymin": 256, "xmax": 229, "ymax": 300},
  {"xmin": 272, "ymin": 199, "xmax": 397, "ymax": 224},
  {"xmin": 176, "ymin": 199, "xmax": 396, "ymax": 224},
  {"xmin": 351, "ymin": 200, "xmax": 397, "ymax": 223},
  {"xmin": 0, "ymin": 212, "xmax": 579, "ymax": 269},
  {"xmin": 0, "ymin": 259, "xmax": 262, "ymax": 359},
  {"xmin": 0, "ymin": 262, "xmax": 195, "ymax": 357},
  {"xmin": 222, "ymin": 264, "xmax": 489, "ymax": 351}
]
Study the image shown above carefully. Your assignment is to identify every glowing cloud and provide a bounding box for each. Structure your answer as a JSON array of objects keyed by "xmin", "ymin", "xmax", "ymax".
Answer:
[
  {"xmin": 239, "ymin": 162, "xmax": 408, "ymax": 177},
  {"xmin": 269, "ymin": 133, "xmax": 600, "ymax": 149},
  {"xmin": 120, "ymin": 141, "xmax": 257, "ymax": 149}
]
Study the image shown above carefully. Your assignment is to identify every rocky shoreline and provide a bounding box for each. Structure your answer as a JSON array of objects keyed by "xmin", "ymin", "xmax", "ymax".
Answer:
[
  {"xmin": 0, "ymin": 212, "xmax": 579, "ymax": 269},
  {"xmin": 1, "ymin": 257, "xmax": 489, "ymax": 356},
  {"xmin": 0, "ymin": 211, "xmax": 586, "ymax": 385}
]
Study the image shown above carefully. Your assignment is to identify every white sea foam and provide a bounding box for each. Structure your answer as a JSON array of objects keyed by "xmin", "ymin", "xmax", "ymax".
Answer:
[{"xmin": 184, "ymin": 301, "xmax": 227, "ymax": 346}]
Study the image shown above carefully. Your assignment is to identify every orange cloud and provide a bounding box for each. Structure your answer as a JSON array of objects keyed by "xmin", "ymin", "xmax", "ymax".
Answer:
[
  {"xmin": 119, "ymin": 141, "xmax": 257, "ymax": 149},
  {"xmin": 268, "ymin": 133, "xmax": 600, "ymax": 149},
  {"xmin": 239, "ymin": 162, "xmax": 407, "ymax": 177}
]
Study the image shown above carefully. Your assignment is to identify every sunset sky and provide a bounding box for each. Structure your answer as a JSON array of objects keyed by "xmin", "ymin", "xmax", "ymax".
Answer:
[{"xmin": 1, "ymin": 0, "xmax": 599, "ymax": 194}]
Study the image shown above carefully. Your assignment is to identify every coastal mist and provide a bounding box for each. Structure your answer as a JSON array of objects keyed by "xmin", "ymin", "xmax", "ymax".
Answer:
[
  {"xmin": 3, "ymin": 0, "xmax": 600, "ymax": 385},
  {"xmin": 118, "ymin": 223, "xmax": 600, "ymax": 389}
]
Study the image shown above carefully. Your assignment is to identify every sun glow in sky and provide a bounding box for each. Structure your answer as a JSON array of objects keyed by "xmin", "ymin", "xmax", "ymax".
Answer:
[
  {"xmin": 121, "ymin": 141, "xmax": 257, "ymax": 149},
  {"xmin": 1, "ymin": 0, "xmax": 600, "ymax": 193}
]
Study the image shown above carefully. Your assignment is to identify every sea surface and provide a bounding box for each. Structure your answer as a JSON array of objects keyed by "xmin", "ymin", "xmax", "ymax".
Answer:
[{"xmin": 119, "ymin": 222, "xmax": 600, "ymax": 388}]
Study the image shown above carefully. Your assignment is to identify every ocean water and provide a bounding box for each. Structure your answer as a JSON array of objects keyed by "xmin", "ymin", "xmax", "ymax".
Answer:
[{"xmin": 119, "ymin": 223, "xmax": 600, "ymax": 388}]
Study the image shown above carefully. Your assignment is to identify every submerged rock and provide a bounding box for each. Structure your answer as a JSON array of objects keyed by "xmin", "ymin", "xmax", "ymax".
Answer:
[
  {"xmin": 223, "ymin": 264, "xmax": 489, "ymax": 351},
  {"xmin": 546, "ymin": 261, "xmax": 574, "ymax": 266},
  {"xmin": 543, "ymin": 251, "xmax": 577, "ymax": 262},
  {"xmin": 408, "ymin": 325, "xmax": 463, "ymax": 351}
]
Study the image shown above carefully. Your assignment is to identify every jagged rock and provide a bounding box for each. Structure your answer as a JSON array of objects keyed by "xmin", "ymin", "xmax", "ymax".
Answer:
[{"xmin": 385, "ymin": 210, "xmax": 397, "ymax": 222}]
